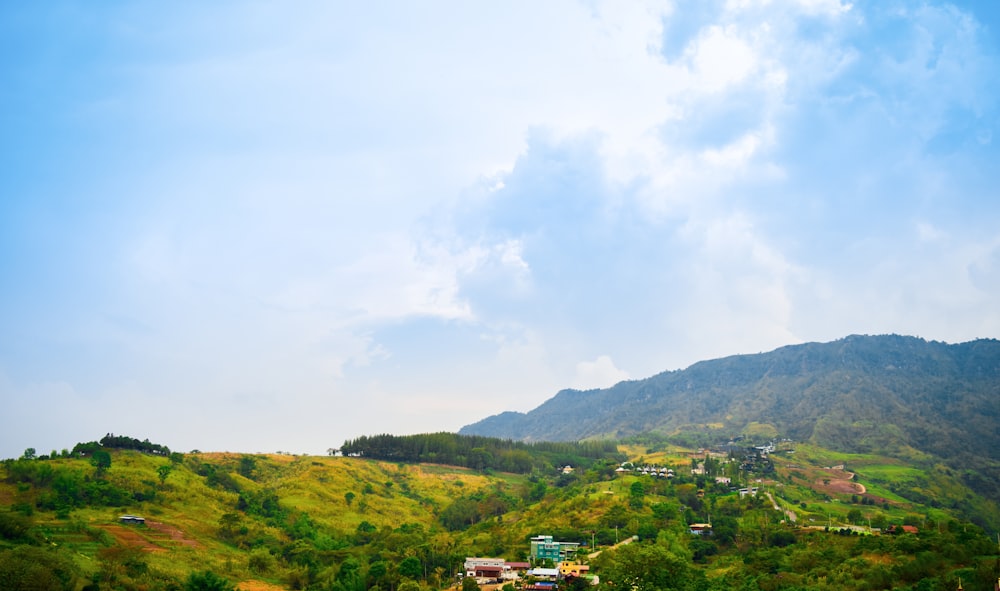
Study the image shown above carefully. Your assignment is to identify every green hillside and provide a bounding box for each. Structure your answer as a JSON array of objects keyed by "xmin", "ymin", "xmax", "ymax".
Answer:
[
  {"xmin": 2, "ymin": 433, "xmax": 999, "ymax": 591},
  {"xmin": 460, "ymin": 335, "xmax": 1000, "ymax": 512}
]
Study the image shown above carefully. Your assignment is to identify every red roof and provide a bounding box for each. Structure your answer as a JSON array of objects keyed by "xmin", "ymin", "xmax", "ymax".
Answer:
[{"xmin": 888, "ymin": 525, "xmax": 919, "ymax": 534}]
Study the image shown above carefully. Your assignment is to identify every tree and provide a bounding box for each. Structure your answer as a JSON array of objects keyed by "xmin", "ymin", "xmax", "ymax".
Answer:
[
  {"xmin": 601, "ymin": 503, "xmax": 629, "ymax": 529},
  {"xmin": 248, "ymin": 548, "xmax": 275, "ymax": 575},
  {"xmin": 184, "ymin": 570, "xmax": 236, "ymax": 591},
  {"xmin": 462, "ymin": 576, "xmax": 481, "ymax": 591},
  {"xmin": 629, "ymin": 481, "xmax": 646, "ymax": 509},
  {"xmin": 157, "ymin": 464, "xmax": 173, "ymax": 486},
  {"xmin": 440, "ymin": 498, "xmax": 480, "ymax": 531},
  {"xmin": 770, "ymin": 531, "xmax": 796, "ymax": 547},
  {"xmin": 238, "ymin": 456, "xmax": 256, "ymax": 479},
  {"xmin": 598, "ymin": 542, "xmax": 692, "ymax": 591},
  {"xmin": 399, "ymin": 556, "xmax": 423, "ymax": 580},
  {"xmin": 562, "ymin": 575, "xmax": 591, "ymax": 591},
  {"xmin": 0, "ymin": 546, "xmax": 80, "ymax": 590},
  {"xmin": 22, "ymin": 448, "xmax": 36, "ymax": 460},
  {"xmin": 712, "ymin": 516, "xmax": 738, "ymax": 546},
  {"xmin": 90, "ymin": 450, "xmax": 112, "ymax": 477},
  {"xmin": 345, "ymin": 491, "xmax": 356, "ymax": 506},
  {"xmin": 469, "ymin": 447, "xmax": 493, "ymax": 471},
  {"xmin": 367, "ymin": 560, "xmax": 388, "ymax": 588},
  {"xmin": 218, "ymin": 512, "xmax": 244, "ymax": 542}
]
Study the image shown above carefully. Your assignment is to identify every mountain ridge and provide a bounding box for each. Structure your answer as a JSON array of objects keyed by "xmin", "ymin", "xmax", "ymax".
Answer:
[{"xmin": 460, "ymin": 334, "xmax": 1000, "ymax": 500}]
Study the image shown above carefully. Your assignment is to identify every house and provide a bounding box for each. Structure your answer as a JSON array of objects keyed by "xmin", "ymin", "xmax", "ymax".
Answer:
[
  {"xmin": 505, "ymin": 562, "xmax": 531, "ymax": 579},
  {"xmin": 561, "ymin": 465, "xmax": 575, "ymax": 475},
  {"xmin": 119, "ymin": 515, "xmax": 145, "ymax": 525},
  {"xmin": 529, "ymin": 568, "xmax": 560, "ymax": 580},
  {"xmin": 558, "ymin": 561, "xmax": 590, "ymax": 577},
  {"xmin": 689, "ymin": 523, "xmax": 713, "ymax": 536},
  {"xmin": 464, "ymin": 557, "xmax": 507, "ymax": 579},
  {"xmin": 530, "ymin": 535, "xmax": 580, "ymax": 562},
  {"xmin": 470, "ymin": 565, "xmax": 504, "ymax": 580}
]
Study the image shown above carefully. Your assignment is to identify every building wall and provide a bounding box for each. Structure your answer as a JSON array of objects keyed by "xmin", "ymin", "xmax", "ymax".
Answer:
[{"xmin": 529, "ymin": 536, "xmax": 579, "ymax": 562}]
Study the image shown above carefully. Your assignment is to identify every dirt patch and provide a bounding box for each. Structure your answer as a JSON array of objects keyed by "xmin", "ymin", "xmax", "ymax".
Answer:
[
  {"xmin": 147, "ymin": 520, "xmax": 201, "ymax": 548},
  {"xmin": 237, "ymin": 580, "xmax": 289, "ymax": 591},
  {"xmin": 814, "ymin": 467, "xmax": 866, "ymax": 496},
  {"xmin": 861, "ymin": 493, "xmax": 892, "ymax": 505},
  {"xmin": 97, "ymin": 524, "xmax": 165, "ymax": 553},
  {"xmin": 95, "ymin": 520, "xmax": 200, "ymax": 553},
  {"xmin": 820, "ymin": 479, "xmax": 866, "ymax": 494}
]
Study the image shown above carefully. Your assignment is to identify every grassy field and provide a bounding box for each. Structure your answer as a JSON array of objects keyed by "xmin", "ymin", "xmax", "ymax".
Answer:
[{"xmin": 3, "ymin": 439, "xmax": 997, "ymax": 590}]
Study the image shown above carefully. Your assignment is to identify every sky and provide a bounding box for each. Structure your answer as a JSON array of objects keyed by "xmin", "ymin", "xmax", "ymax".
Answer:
[{"xmin": 2, "ymin": 0, "xmax": 999, "ymax": 459}]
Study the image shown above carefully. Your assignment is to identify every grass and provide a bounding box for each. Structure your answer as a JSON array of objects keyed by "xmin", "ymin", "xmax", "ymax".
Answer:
[{"xmin": 3, "ymin": 441, "xmax": 997, "ymax": 586}]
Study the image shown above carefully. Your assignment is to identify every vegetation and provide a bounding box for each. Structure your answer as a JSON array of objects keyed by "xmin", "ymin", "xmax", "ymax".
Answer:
[
  {"xmin": 461, "ymin": 335, "xmax": 1000, "ymax": 511},
  {"xmin": 1, "ymin": 430, "xmax": 997, "ymax": 591},
  {"xmin": 339, "ymin": 432, "xmax": 623, "ymax": 474}
]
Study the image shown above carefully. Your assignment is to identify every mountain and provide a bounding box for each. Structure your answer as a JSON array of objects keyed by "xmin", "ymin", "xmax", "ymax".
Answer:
[{"xmin": 461, "ymin": 335, "xmax": 1000, "ymax": 497}]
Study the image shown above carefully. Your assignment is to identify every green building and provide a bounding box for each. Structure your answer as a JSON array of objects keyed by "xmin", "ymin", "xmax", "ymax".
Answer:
[{"xmin": 529, "ymin": 535, "xmax": 580, "ymax": 563}]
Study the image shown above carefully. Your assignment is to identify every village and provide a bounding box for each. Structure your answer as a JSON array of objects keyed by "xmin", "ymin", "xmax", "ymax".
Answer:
[
  {"xmin": 455, "ymin": 444, "xmax": 776, "ymax": 591},
  {"xmin": 461, "ymin": 534, "xmax": 597, "ymax": 590}
]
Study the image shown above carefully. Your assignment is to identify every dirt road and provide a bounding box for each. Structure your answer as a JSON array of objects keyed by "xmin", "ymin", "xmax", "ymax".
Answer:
[{"xmin": 766, "ymin": 492, "xmax": 797, "ymax": 523}]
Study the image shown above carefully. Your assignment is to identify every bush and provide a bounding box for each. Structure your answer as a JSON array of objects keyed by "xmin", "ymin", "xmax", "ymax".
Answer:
[
  {"xmin": 770, "ymin": 531, "xmax": 797, "ymax": 547},
  {"xmin": 0, "ymin": 546, "xmax": 80, "ymax": 591},
  {"xmin": 248, "ymin": 547, "xmax": 275, "ymax": 575},
  {"xmin": 185, "ymin": 570, "xmax": 236, "ymax": 591}
]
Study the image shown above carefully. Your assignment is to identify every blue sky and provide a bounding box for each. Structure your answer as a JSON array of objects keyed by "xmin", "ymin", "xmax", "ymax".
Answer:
[{"xmin": 2, "ymin": 1, "xmax": 999, "ymax": 458}]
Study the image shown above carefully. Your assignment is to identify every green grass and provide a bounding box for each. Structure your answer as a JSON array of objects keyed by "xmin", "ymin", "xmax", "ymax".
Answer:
[
  {"xmin": 3, "ymin": 440, "xmax": 998, "ymax": 588},
  {"xmin": 855, "ymin": 464, "xmax": 925, "ymax": 481}
]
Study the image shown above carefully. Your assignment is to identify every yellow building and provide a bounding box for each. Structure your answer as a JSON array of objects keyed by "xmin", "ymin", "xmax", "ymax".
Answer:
[{"xmin": 558, "ymin": 561, "xmax": 590, "ymax": 577}]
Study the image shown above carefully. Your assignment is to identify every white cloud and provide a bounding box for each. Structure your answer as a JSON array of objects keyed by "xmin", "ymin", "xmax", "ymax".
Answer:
[
  {"xmin": 690, "ymin": 25, "xmax": 758, "ymax": 92},
  {"xmin": 571, "ymin": 355, "xmax": 631, "ymax": 390},
  {"xmin": 2, "ymin": 0, "xmax": 999, "ymax": 457}
]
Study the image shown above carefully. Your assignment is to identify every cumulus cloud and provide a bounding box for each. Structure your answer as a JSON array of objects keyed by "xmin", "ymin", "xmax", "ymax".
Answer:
[
  {"xmin": 572, "ymin": 356, "xmax": 630, "ymax": 390},
  {"xmin": 1, "ymin": 1, "xmax": 999, "ymax": 457}
]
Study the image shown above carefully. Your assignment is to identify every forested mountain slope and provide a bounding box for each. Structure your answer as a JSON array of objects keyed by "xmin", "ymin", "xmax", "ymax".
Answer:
[{"xmin": 461, "ymin": 335, "xmax": 1000, "ymax": 498}]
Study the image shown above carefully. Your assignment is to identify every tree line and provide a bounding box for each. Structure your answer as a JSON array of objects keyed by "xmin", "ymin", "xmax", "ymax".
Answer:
[
  {"xmin": 92, "ymin": 433, "xmax": 171, "ymax": 456},
  {"xmin": 338, "ymin": 432, "xmax": 623, "ymax": 473}
]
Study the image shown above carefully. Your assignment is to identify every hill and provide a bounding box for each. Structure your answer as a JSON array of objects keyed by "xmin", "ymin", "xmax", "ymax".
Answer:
[
  {"xmin": 2, "ymin": 433, "xmax": 999, "ymax": 590},
  {"xmin": 460, "ymin": 335, "xmax": 1000, "ymax": 506}
]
